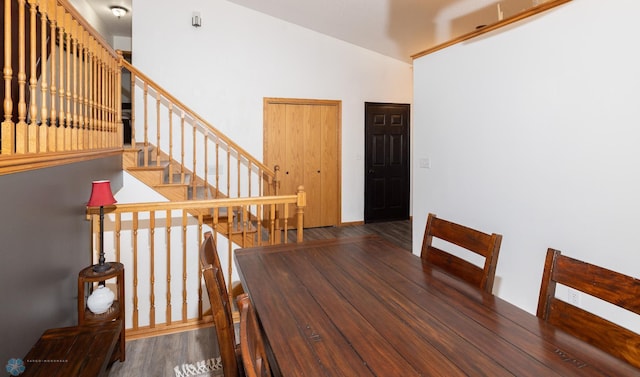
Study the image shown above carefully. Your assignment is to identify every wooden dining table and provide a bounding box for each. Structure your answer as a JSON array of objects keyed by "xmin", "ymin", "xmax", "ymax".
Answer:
[{"xmin": 234, "ymin": 235, "xmax": 640, "ymax": 376}]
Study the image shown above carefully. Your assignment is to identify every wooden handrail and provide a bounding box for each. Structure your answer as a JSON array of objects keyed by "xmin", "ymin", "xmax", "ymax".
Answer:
[
  {"xmin": 87, "ymin": 193, "xmax": 302, "ymax": 215},
  {"xmin": 122, "ymin": 60, "xmax": 275, "ymax": 179}
]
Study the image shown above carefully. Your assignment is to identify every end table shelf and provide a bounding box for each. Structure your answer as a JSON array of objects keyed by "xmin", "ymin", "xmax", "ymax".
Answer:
[{"xmin": 78, "ymin": 262, "xmax": 125, "ymax": 362}]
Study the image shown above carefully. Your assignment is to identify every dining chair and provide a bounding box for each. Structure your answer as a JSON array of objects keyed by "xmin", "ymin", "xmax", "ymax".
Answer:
[
  {"xmin": 201, "ymin": 231, "xmax": 245, "ymax": 301},
  {"xmin": 537, "ymin": 248, "xmax": 640, "ymax": 369},
  {"xmin": 200, "ymin": 237, "xmax": 243, "ymax": 377},
  {"xmin": 237, "ymin": 293, "xmax": 273, "ymax": 377},
  {"xmin": 420, "ymin": 213, "xmax": 502, "ymax": 293}
]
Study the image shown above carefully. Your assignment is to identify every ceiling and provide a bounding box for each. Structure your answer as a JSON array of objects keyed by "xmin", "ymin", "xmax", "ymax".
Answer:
[{"xmin": 85, "ymin": 0, "xmax": 536, "ymax": 62}]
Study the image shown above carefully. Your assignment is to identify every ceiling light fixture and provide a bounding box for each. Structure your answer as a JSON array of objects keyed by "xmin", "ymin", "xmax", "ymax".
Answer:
[{"xmin": 110, "ymin": 6, "xmax": 128, "ymax": 18}]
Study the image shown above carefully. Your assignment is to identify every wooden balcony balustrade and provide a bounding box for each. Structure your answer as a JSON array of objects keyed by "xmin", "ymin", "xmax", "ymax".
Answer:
[
  {"xmin": 2, "ymin": 0, "xmax": 122, "ymax": 174},
  {"xmin": 86, "ymin": 188, "xmax": 306, "ymax": 339}
]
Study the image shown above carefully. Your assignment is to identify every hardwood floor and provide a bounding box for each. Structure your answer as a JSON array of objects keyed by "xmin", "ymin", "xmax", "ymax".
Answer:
[
  {"xmin": 290, "ymin": 219, "xmax": 413, "ymax": 251},
  {"xmin": 107, "ymin": 219, "xmax": 412, "ymax": 377}
]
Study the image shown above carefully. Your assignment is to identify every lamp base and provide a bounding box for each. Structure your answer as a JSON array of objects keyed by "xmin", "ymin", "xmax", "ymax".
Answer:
[{"xmin": 93, "ymin": 262, "xmax": 112, "ymax": 273}]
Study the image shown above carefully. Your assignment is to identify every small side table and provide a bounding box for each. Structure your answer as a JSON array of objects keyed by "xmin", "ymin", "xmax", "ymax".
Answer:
[{"xmin": 78, "ymin": 262, "xmax": 125, "ymax": 362}]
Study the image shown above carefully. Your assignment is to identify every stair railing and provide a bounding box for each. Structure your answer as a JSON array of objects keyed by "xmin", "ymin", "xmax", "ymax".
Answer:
[
  {"xmin": 122, "ymin": 59, "xmax": 278, "ymax": 200},
  {"xmin": 87, "ymin": 187, "xmax": 306, "ymax": 339}
]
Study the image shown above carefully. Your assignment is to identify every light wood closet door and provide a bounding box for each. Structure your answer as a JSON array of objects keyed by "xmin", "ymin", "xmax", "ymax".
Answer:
[{"xmin": 264, "ymin": 98, "xmax": 340, "ymax": 228}]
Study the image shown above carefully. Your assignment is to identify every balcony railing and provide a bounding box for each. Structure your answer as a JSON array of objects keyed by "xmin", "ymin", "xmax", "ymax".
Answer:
[
  {"xmin": 88, "ymin": 188, "xmax": 306, "ymax": 339},
  {"xmin": 2, "ymin": 0, "xmax": 122, "ymax": 174}
]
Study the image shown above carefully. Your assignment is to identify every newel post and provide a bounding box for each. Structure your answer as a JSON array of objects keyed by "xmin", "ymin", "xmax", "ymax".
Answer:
[
  {"xmin": 273, "ymin": 165, "xmax": 280, "ymax": 196},
  {"xmin": 296, "ymin": 185, "xmax": 306, "ymax": 242}
]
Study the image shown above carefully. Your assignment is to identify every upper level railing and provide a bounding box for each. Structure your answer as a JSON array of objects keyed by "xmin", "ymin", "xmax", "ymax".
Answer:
[{"xmin": 1, "ymin": 0, "xmax": 122, "ymax": 173}]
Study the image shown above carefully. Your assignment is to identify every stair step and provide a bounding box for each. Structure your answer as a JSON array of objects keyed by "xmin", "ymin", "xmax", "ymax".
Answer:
[{"xmin": 164, "ymin": 173, "xmax": 192, "ymax": 185}]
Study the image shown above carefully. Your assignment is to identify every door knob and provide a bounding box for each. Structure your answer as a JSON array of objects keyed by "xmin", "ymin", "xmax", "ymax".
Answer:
[{"xmin": 368, "ymin": 169, "xmax": 375, "ymax": 174}]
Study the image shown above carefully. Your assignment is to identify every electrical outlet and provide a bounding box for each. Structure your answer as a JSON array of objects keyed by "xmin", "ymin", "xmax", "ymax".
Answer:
[{"xmin": 567, "ymin": 288, "xmax": 580, "ymax": 306}]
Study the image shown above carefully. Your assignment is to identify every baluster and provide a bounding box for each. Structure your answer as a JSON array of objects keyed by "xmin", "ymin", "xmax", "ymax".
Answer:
[
  {"xmin": 255, "ymin": 204, "xmax": 263, "ymax": 246},
  {"xmin": 166, "ymin": 209, "xmax": 172, "ymax": 325},
  {"xmin": 204, "ymin": 133, "xmax": 209, "ymax": 198},
  {"xmin": 296, "ymin": 186, "xmax": 306, "ymax": 242},
  {"xmin": 38, "ymin": 0, "xmax": 48, "ymax": 152},
  {"xmin": 70, "ymin": 18, "xmax": 78, "ymax": 150},
  {"xmin": 115, "ymin": 212, "xmax": 121, "ymax": 262},
  {"xmin": 168, "ymin": 104, "xmax": 173, "ymax": 183},
  {"xmin": 132, "ymin": 212, "xmax": 139, "ymax": 330},
  {"xmin": 215, "ymin": 143, "xmax": 220, "ymax": 198},
  {"xmin": 129, "ymin": 71, "xmax": 135, "ymax": 146},
  {"xmin": 77, "ymin": 25, "xmax": 84, "ymax": 150},
  {"xmin": 91, "ymin": 38, "xmax": 97, "ymax": 148},
  {"xmin": 143, "ymin": 82, "xmax": 148, "ymax": 166},
  {"xmin": 94, "ymin": 45, "xmax": 100, "ymax": 148},
  {"xmin": 247, "ymin": 161, "xmax": 252, "ymax": 197},
  {"xmin": 56, "ymin": 5, "xmax": 65, "ymax": 150},
  {"xmin": 269, "ymin": 204, "xmax": 276, "ymax": 244},
  {"xmin": 47, "ymin": 0, "xmax": 56, "ymax": 151},
  {"xmin": 107, "ymin": 54, "xmax": 113, "ymax": 147},
  {"xmin": 64, "ymin": 12, "xmax": 71, "ymax": 150},
  {"xmin": 100, "ymin": 49, "xmax": 106, "ymax": 148},
  {"xmin": 155, "ymin": 91, "xmax": 160, "ymax": 162},
  {"xmin": 27, "ymin": 0, "xmax": 38, "ymax": 152},
  {"xmin": 283, "ymin": 203, "xmax": 289, "ymax": 244},
  {"xmin": 226, "ymin": 205, "xmax": 233, "ymax": 243},
  {"xmin": 2, "ymin": 0, "xmax": 14, "ymax": 154},
  {"xmin": 149, "ymin": 211, "xmax": 156, "ymax": 328},
  {"xmin": 197, "ymin": 216, "xmax": 204, "ymax": 319},
  {"xmin": 117, "ymin": 57, "xmax": 122, "ymax": 147},
  {"xmin": 111, "ymin": 54, "xmax": 116, "ymax": 147},
  {"xmin": 181, "ymin": 209, "xmax": 188, "ymax": 321},
  {"xmin": 16, "ymin": 0, "xmax": 27, "ymax": 153},
  {"xmin": 180, "ymin": 112, "xmax": 185, "ymax": 183},
  {"xmin": 237, "ymin": 157, "xmax": 241, "ymax": 197},
  {"xmin": 192, "ymin": 124, "xmax": 196, "ymax": 193},
  {"xmin": 226, "ymin": 149, "xmax": 231, "ymax": 198}
]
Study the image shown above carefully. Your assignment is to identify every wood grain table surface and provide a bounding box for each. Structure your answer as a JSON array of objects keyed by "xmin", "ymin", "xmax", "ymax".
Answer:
[
  {"xmin": 235, "ymin": 235, "xmax": 640, "ymax": 376},
  {"xmin": 21, "ymin": 320, "xmax": 121, "ymax": 377}
]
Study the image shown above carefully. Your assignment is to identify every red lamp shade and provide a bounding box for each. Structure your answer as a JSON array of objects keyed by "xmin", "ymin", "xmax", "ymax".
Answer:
[{"xmin": 87, "ymin": 180, "xmax": 117, "ymax": 207}]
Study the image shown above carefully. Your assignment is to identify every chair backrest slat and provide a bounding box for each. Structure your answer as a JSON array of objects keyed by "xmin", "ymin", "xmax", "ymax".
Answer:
[
  {"xmin": 421, "ymin": 213, "xmax": 502, "ymax": 293},
  {"xmin": 237, "ymin": 294, "xmax": 273, "ymax": 377},
  {"xmin": 537, "ymin": 248, "xmax": 640, "ymax": 369}
]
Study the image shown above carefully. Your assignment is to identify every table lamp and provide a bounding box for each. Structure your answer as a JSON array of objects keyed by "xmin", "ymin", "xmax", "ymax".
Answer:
[{"xmin": 87, "ymin": 180, "xmax": 117, "ymax": 272}]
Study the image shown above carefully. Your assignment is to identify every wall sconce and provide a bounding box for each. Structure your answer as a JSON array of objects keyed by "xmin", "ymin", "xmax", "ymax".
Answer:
[
  {"xmin": 192, "ymin": 12, "xmax": 202, "ymax": 27},
  {"xmin": 87, "ymin": 180, "xmax": 117, "ymax": 272},
  {"xmin": 110, "ymin": 6, "xmax": 128, "ymax": 18}
]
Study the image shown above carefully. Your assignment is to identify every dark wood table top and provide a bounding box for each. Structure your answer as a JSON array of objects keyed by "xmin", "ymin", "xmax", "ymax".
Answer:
[{"xmin": 235, "ymin": 235, "xmax": 640, "ymax": 377}]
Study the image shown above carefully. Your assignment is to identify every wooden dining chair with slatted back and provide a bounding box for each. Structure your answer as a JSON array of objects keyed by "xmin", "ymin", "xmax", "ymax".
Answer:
[
  {"xmin": 420, "ymin": 213, "xmax": 503, "ymax": 293},
  {"xmin": 237, "ymin": 293, "xmax": 273, "ymax": 377},
  {"xmin": 200, "ymin": 236, "xmax": 243, "ymax": 377},
  {"xmin": 537, "ymin": 248, "xmax": 640, "ymax": 369}
]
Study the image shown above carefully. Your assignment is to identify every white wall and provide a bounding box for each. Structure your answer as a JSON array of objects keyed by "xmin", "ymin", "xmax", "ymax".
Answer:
[
  {"xmin": 413, "ymin": 0, "xmax": 640, "ymax": 329},
  {"xmin": 131, "ymin": 0, "xmax": 413, "ymax": 223}
]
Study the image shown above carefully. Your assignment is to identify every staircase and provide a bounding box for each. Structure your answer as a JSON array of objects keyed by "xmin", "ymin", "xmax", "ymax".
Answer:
[{"xmin": 123, "ymin": 142, "xmax": 273, "ymax": 247}]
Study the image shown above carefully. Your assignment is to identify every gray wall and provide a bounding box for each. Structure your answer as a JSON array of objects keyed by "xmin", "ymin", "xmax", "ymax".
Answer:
[{"xmin": 0, "ymin": 155, "xmax": 122, "ymax": 364}]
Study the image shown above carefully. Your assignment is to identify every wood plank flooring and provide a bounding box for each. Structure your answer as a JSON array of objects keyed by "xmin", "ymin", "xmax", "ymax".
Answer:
[{"xmin": 107, "ymin": 219, "xmax": 412, "ymax": 377}]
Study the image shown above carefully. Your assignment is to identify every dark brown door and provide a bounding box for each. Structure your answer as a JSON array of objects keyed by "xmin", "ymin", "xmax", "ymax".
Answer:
[{"xmin": 364, "ymin": 103, "xmax": 410, "ymax": 223}]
